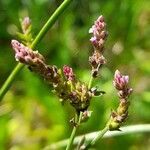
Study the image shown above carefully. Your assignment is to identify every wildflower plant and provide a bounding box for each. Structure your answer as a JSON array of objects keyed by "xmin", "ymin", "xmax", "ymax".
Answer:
[
  {"xmin": 10, "ymin": 13, "xmax": 132, "ymax": 149},
  {"xmin": 1, "ymin": 1, "xmax": 149, "ymax": 150}
]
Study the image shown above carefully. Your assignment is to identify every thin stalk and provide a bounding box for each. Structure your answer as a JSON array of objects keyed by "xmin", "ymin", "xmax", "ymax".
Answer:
[
  {"xmin": 83, "ymin": 126, "xmax": 109, "ymax": 149},
  {"xmin": 66, "ymin": 112, "xmax": 83, "ymax": 150},
  {"xmin": 31, "ymin": 0, "xmax": 72, "ymax": 49},
  {"xmin": 88, "ymin": 75, "xmax": 93, "ymax": 89},
  {"xmin": 44, "ymin": 124, "xmax": 150, "ymax": 150},
  {"xmin": 0, "ymin": 63, "xmax": 23, "ymax": 100},
  {"xmin": 0, "ymin": 0, "xmax": 73, "ymax": 101}
]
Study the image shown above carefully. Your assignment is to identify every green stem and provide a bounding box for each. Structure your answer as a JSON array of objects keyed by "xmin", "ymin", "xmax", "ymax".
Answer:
[
  {"xmin": 44, "ymin": 124, "xmax": 150, "ymax": 150},
  {"xmin": 0, "ymin": 0, "xmax": 73, "ymax": 101},
  {"xmin": 88, "ymin": 75, "xmax": 93, "ymax": 89},
  {"xmin": 66, "ymin": 112, "xmax": 83, "ymax": 150},
  {"xmin": 0, "ymin": 63, "xmax": 24, "ymax": 100},
  {"xmin": 31, "ymin": 0, "xmax": 72, "ymax": 49},
  {"xmin": 83, "ymin": 126, "xmax": 109, "ymax": 149},
  {"xmin": 91, "ymin": 126, "xmax": 109, "ymax": 145}
]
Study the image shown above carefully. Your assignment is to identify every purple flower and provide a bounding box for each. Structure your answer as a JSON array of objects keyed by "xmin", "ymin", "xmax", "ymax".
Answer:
[
  {"xmin": 113, "ymin": 70, "xmax": 129, "ymax": 90},
  {"xmin": 89, "ymin": 15, "xmax": 108, "ymax": 51},
  {"xmin": 11, "ymin": 39, "xmax": 44, "ymax": 65},
  {"xmin": 63, "ymin": 65, "xmax": 75, "ymax": 81},
  {"xmin": 113, "ymin": 70, "xmax": 133, "ymax": 98},
  {"xmin": 109, "ymin": 70, "xmax": 133, "ymax": 130}
]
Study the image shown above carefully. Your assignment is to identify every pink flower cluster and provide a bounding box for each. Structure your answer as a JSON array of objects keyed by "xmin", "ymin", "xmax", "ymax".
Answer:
[
  {"xmin": 109, "ymin": 70, "xmax": 133, "ymax": 130},
  {"xmin": 89, "ymin": 15, "xmax": 107, "ymax": 51},
  {"xmin": 113, "ymin": 70, "xmax": 132, "ymax": 98},
  {"xmin": 89, "ymin": 15, "xmax": 108, "ymax": 78},
  {"xmin": 11, "ymin": 40, "xmax": 44, "ymax": 65},
  {"xmin": 63, "ymin": 65, "xmax": 75, "ymax": 81}
]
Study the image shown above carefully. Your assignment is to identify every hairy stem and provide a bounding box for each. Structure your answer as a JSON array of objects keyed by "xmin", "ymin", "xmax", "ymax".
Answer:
[
  {"xmin": 44, "ymin": 124, "xmax": 150, "ymax": 150},
  {"xmin": 66, "ymin": 112, "xmax": 83, "ymax": 150},
  {"xmin": 0, "ymin": 0, "xmax": 73, "ymax": 101}
]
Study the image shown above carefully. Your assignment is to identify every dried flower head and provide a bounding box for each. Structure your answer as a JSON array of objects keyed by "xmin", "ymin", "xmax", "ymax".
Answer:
[
  {"xmin": 68, "ymin": 82, "xmax": 92, "ymax": 112},
  {"xmin": 89, "ymin": 50, "xmax": 106, "ymax": 77}
]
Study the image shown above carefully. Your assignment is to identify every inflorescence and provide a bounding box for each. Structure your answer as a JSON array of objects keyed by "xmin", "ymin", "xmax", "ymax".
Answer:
[
  {"xmin": 11, "ymin": 15, "xmax": 132, "ymax": 130},
  {"xmin": 89, "ymin": 15, "xmax": 108, "ymax": 77}
]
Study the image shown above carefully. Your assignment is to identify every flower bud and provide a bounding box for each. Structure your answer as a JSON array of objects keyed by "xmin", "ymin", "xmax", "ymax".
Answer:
[
  {"xmin": 81, "ymin": 110, "xmax": 92, "ymax": 122},
  {"xmin": 89, "ymin": 15, "xmax": 108, "ymax": 51},
  {"xmin": 113, "ymin": 70, "xmax": 129, "ymax": 90},
  {"xmin": 21, "ymin": 17, "xmax": 31, "ymax": 33},
  {"xmin": 11, "ymin": 40, "xmax": 44, "ymax": 65},
  {"xmin": 63, "ymin": 65, "xmax": 75, "ymax": 81},
  {"xmin": 109, "ymin": 70, "xmax": 133, "ymax": 131}
]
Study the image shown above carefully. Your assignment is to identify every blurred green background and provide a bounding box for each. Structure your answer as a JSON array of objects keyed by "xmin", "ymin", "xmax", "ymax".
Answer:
[{"xmin": 0, "ymin": 0, "xmax": 150, "ymax": 149}]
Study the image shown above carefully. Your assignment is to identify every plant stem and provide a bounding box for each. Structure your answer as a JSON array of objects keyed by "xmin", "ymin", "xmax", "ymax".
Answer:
[
  {"xmin": 0, "ymin": 0, "xmax": 73, "ymax": 101},
  {"xmin": 66, "ymin": 112, "xmax": 83, "ymax": 150},
  {"xmin": 31, "ymin": 0, "xmax": 72, "ymax": 49},
  {"xmin": 88, "ymin": 75, "xmax": 93, "ymax": 89},
  {"xmin": 91, "ymin": 126, "xmax": 109, "ymax": 145},
  {"xmin": 44, "ymin": 124, "xmax": 150, "ymax": 150},
  {"xmin": 83, "ymin": 126, "xmax": 109, "ymax": 149},
  {"xmin": 0, "ymin": 63, "xmax": 24, "ymax": 100}
]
